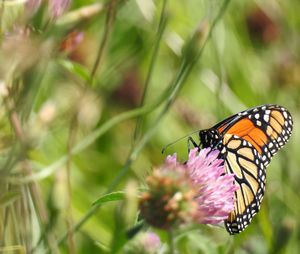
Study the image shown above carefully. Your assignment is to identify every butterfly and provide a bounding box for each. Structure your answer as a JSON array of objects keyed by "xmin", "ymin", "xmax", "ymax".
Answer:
[{"xmin": 188, "ymin": 104, "xmax": 293, "ymax": 234}]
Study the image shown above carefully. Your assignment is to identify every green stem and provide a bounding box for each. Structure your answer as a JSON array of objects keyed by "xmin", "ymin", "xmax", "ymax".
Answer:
[
  {"xmin": 168, "ymin": 229, "xmax": 175, "ymax": 254},
  {"xmin": 133, "ymin": 0, "xmax": 168, "ymax": 141},
  {"xmin": 90, "ymin": 0, "xmax": 118, "ymax": 79}
]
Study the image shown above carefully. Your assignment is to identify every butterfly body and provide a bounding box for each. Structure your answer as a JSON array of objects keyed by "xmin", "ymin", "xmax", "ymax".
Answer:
[{"xmin": 197, "ymin": 104, "xmax": 293, "ymax": 234}]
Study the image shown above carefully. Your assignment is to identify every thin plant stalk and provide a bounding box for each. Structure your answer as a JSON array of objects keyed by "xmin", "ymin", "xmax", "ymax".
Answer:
[
  {"xmin": 65, "ymin": 115, "xmax": 78, "ymax": 254},
  {"xmin": 133, "ymin": 0, "xmax": 168, "ymax": 142},
  {"xmin": 0, "ymin": 1, "xmax": 4, "ymax": 34},
  {"xmin": 90, "ymin": 0, "xmax": 118, "ymax": 79},
  {"xmin": 168, "ymin": 230, "xmax": 175, "ymax": 254}
]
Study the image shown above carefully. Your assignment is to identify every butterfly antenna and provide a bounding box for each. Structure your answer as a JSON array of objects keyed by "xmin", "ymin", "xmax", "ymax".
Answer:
[{"xmin": 161, "ymin": 130, "xmax": 200, "ymax": 154}]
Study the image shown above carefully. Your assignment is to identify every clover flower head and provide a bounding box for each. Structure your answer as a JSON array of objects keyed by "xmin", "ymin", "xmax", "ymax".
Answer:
[{"xmin": 139, "ymin": 148, "xmax": 238, "ymax": 229}]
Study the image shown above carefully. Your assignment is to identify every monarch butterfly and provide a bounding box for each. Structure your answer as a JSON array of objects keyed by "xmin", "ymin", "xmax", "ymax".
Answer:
[{"xmin": 189, "ymin": 104, "xmax": 293, "ymax": 234}]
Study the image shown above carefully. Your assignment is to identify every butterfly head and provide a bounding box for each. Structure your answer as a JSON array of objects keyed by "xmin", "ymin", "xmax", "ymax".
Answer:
[{"xmin": 199, "ymin": 129, "xmax": 221, "ymax": 148}]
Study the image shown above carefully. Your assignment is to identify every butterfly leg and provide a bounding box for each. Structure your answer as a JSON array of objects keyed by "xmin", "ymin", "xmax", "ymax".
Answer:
[{"xmin": 187, "ymin": 136, "xmax": 199, "ymax": 153}]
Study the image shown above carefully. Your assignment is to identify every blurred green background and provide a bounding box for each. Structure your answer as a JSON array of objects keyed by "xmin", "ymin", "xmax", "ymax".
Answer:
[{"xmin": 0, "ymin": 0, "xmax": 300, "ymax": 253}]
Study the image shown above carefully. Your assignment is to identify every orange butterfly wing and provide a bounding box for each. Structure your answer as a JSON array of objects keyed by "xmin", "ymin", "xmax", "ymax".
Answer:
[
  {"xmin": 215, "ymin": 105, "xmax": 293, "ymax": 166},
  {"xmin": 202, "ymin": 104, "xmax": 293, "ymax": 234},
  {"xmin": 222, "ymin": 134, "xmax": 266, "ymax": 234}
]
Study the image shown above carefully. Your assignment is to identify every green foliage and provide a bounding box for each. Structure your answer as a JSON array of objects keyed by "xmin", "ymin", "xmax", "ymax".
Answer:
[
  {"xmin": 92, "ymin": 191, "xmax": 125, "ymax": 206},
  {"xmin": 0, "ymin": 0, "xmax": 300, "ymax": 253}
]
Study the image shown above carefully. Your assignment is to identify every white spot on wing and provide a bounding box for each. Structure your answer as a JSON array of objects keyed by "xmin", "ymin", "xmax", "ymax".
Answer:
[{"xmin": 263, "ymin": 115, "xmax": 269, "ymax": 122}]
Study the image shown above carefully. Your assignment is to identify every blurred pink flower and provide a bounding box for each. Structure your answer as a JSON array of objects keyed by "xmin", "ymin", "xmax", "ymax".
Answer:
[
  {"xmin": 25, "ymin": 0, "xmax": 41, "ymax": 15},
  {"xmin": 124, "ymin": 231, "xmax": 161, "ymax": 254},
  {"xmin": 49, "ymin": 0, "xmax": 71, "ymax": 18},
  {"xmin": 141, "ymin": 232, "xmax": 161, "ymax": 252}
]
